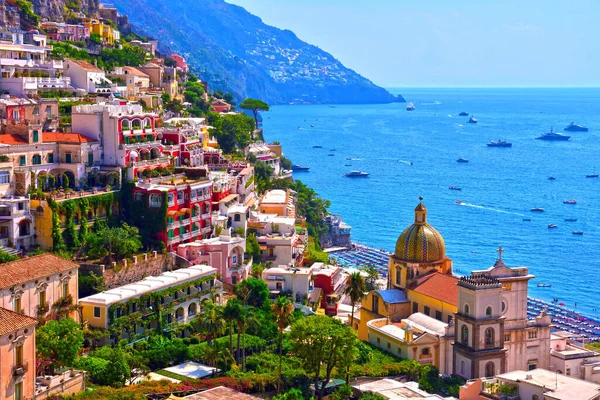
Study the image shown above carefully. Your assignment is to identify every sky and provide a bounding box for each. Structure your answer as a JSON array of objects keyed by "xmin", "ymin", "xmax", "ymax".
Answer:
[{"xmin": 227, "ymin": 0, "xmax": 600, "ymax": 88}]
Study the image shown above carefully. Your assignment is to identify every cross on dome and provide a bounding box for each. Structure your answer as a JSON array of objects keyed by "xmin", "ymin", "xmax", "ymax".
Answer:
[{"xmin": 496, "ymin": 246, "xmax": 504, "ymax": 261}]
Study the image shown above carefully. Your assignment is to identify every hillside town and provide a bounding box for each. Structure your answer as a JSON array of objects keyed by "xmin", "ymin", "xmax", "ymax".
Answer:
[{"xmin": 0, "ymin": 2, "xmax": 600, "ymax": 400}]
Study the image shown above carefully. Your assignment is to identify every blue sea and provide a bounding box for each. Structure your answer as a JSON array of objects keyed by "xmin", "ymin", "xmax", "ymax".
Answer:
[{"xmin": 261, "ymin": 88, "xmax": 600, "ymax": 317}]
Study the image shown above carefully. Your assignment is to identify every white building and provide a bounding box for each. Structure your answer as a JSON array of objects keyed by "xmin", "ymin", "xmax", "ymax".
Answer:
[
  {"xmin": 0, "ymin": 197, "xmax": 33, "ymax": 251},
  {"xmin": 262, "ymin": 264, "xmax": 315, "ymax": 300},
  {"xmin": 550, "ymin": 331, "xmax": 600, "ymax": 383}
]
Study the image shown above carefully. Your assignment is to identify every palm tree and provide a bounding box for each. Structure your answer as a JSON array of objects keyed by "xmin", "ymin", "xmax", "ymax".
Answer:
[
  {"xmin": 222, "ymin": 298, "xmax": 241, "ymax": 357},
  {"xmin": 272, "ymin": 296, "xmax": 295, "ymax": 394},
  {"xmin": 237, "ymin": 305, "xmax": 258, "ymax": 370},
  {"xmin": 345, "ymin": 271, "xmax": 366, "ymax": 330},
  {"xmin": 194, "ymin": 303, "xmax": 225, "ymax": 347},
  {"xmin": 205, "ymin": 340, "xmax": 236, "ymax": 371}
]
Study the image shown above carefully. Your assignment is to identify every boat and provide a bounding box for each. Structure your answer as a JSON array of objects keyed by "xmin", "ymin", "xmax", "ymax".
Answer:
[
  {"xmin": 344, "ymin": 164, "xmax": 352, "ymax": 166},
  {"xmin": 522, "ymin": 218, "xmax": 532, "ymax": 222},
  {"xmin": 449, "ymin": 186, "xmax": 462, "ymax": 191},
  {"xmin": 531, "ymin": 208, "xmax": 545, "ymax": 212},
  {"xmin": 564, "ymin": 122, "xmax": 589, "ymax": 132},
  {"xmin": 548, "ymin": 176, "xmax": 556, "ymax": 180},
  {"xmin": 329, "ymin": 149, "xmax": 336, "ymax": 151},
  {"xmin": 564, "ymin": 218, "xmax": 577, "ymax": 222},
  {"xmin": 572, "ymin": 231, "xmax": 584, "ymax": 235},
  {"xmin": 456, "ymin": 158, "xmax": 469, "ymax": 163},
  {"xmin": 548, "ymin": 224, "xmax": 558, "ymax": 229},
  {"xmin": 536, "ymin": 128, "xmax": 571, "ymax": 141},
  {"xmin": 563, "ymin": 199, "xmax": 577, "ymax": 204},
  {"xmin": 586, "ymin": 167, "xmax": 598, "ymax": 178},
  {"xmin": 291, "ymin": 164, "xmax": 310, "ymax": 171},
  {"xmin": 345, "ymin": 170, "xmax": 369, "ymax": 177},
  {"xmin": 537, "ymin": 283, "xmax": 552, "ymax": 288},
  {"xmin": 346, "ymin": 157, "xmax": 359, "ymax": 161},
  {"xmin": 455, "ymin": 200, "xmax": 463, "ymax": 205},
  {"xmin": 459, "ymin": 111, "xmax": 469, "ymax": 116},
  {"xmin": 487, "ymin": 139, "xmax": 512, "ymax": 147},
  {"xmin": 406, "ymin": 102, "xmax": 416, "ymax": 111},
  {"xmin": 312, "ymin": 145, "xmax": 322, "ymax": 148},
  {"xmin": 327, "ymin": 154, "xmax": 335, "ymax": 156},
  {"xmin": 468, "ymin": 116, "xmax": 478, "ymax": 124}
]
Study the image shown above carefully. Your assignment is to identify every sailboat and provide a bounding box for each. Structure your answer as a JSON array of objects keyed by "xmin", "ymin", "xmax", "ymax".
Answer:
[
  {"xmin": 586, "ymin": 166, "xmax": 599, "ymax": 178},
  {"xmin": 406, "ymin": 102, "xmax": 416, "ymax": 111}
]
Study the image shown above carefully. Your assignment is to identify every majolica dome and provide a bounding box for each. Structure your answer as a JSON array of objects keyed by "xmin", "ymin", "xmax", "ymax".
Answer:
[{"xmin": 394, "ymin": 201, "xmax": 446, "ymax": 263}]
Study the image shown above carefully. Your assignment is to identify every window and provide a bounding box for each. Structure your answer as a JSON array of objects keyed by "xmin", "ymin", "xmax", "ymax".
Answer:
[
  {"xmin": 529, "ymin": 364, "xmax": 537, "ymax": 371},
  {"xmin": 33, "ymin": 107, "xmax": 39, "ymax": 115},
  {"xmin": 88, "ymin": 153, "xmax": 93, "ymax": 165},
  {"xmin": 566, "ymin": 368, "xmax": 571, "ymax": 376},
  {"xmin": 12, "ymin": 109, "xmax": 19, "ymax": 119},
  {"xmin": 464, "ymin": 304, "xmax": 470, "ymax": 316},
  {"xmin": 421, "ymin": 347, "xmax": 430, "ymax": 356},
  {"xmin": 372, "ymin": 295, "xmax": 379, "ymax": 314},
  {"xmin": 376, "ymin": 337, "xmax": 380, "ymax": 344},
  {"xmin": 234, "ymin": 214, "xmax": 241, "ymax": 222},
  {"xmin": 93, "ymin": 307, "xmax": 101, "ymax": 318},
  {"xmin": 45, "ymin": 105, "xmax": 51, "ymax": 115},
  {"xmin": 14, "ymin": 297, "xmax": 21, "ymax": 313},
  {"xmin": 486, "ymin": 306, "xmax": 492, "ymax": 318},
  {"xmin": 460, "ymin": 360, "xmax": 466, "ymax": 376},
  {"xmin": 485, "ymin": 328, "xmax": 495, "ymax": 346},
  {"xmin": 461, "ymin": 325, "xmax": 469, "ymax": 344},
  {"xmin": 115, "ymin": 307, "xmax": 121, "ymax": 318},
  {"xmin": 232, "ymin": 276, "xmax": 237, "ymax": 285},
  {"xmin": 387, "ymin": 342, "xmax": 391, "ymax": 350},
  {"xmin": 177, "ymin": 191, "xmax": 184, "ymax": 202},
  {"xmin": 133, "ymin": 191, "xmax": 143, "ymax": 201},
  {"xmin": 121, "ymin": 119, "xmax": 130, "ymax": 130},
  {"xmin": 413, "ymin": 302, "xmax": 419, "ymax": 313},
  {"xmin": 62, "ymin": 282, "xmax": 68, "ymax": 298},
  {"xmin": 436, "ymin": 311, "xmax": 442, "ymax": 321},
  {"xmin": 15, "ymin": 343, "xmax": 23, "ymax": 366},
  {"xmin": 19, "ymin": 155, "xmax": 26, "ymax": 166},
  {"xmin": 501, "ymin": 300, "xmax": 507, "ymax": 314},
  {"xmin": 33, "ymin": 130, "xmax": 39, "ymax": 142},
  {"xmin": 39, "ymin": 290, "xmax": 46, "ymax": 308},
  {"xmin": 485, "ymin": 362, "xmax": 495, "ymax": 377},
  {"xmin": 424, "ymin": 306, "xmax": 430, "ymax": 316},
  {"xmin": 47, "ymin": 153, "xmax": 54, "ymax": 163},
  {"xmin": 232, "ymin": 254, "xmax": 237, "ymax": 264},
  {"xmin": 149, "ymin": 194, "xmax": 162, "ymax": 208},
  {"xmin": 0, "ymin": 171, "xmax": 9, "ymax": 184},
  {"xmin": 65, "ymin": 153, "xmax": 72, "ymax": 163},
  {"xmin": 504, "ymin": 333, "xmax": 511, "ymax": 342},
  {"xmin": 395, "ymin": 267, "xmax": 401, "ymax": 285},
  {"xmin": 32, "ymin": 154, "xmax": 41, "ymax": 165},
  {"xmin": 15, "ymin": 382, "xmax": 23, "ymax": 400},
  {"xmin": 131, "ymin": 303, "xmax": 137, "ymax": 312},
  {"xmin": 276, "ymin": 282, "xmax": 282, "ymax": 290}
]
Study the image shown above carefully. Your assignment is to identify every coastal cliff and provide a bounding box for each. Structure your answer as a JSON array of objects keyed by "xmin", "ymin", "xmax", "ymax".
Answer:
[
  {"xmin": 29, "ymin": 0, "xmax": 99, "ymax": 22},
  {"xmin": 108, "ymin": 0, "xmax": 405, "ymax": 105}
]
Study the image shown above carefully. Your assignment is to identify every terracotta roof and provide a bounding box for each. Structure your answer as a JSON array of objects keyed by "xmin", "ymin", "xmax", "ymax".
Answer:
[
  {"xmin": 68, "ymin": 58, "xmax": 103, "ymax": 73},
  {"xmin": 124, "ymin": 66, "xmax": 150, "ymax": 78},
  {"xmin": 0, "ymin": 134, "xmax": 27, "ymax": 145},
  {"xmin": 185, "ymin": 386, "xmax": 258, "ymax": 400},
  {"xmin": 42, "ymin": 132, "xmax": 97, "ymax": 144},
  {"xmin": 408, "ymin": 272, "xmax": 459, "ymax": 307},
  {"xmin": 0, "ymin": 254, "xmax": 79, "ymax": 289},
  {"xmin": 0, "ymin": 307, "xmax": 37, "ymax": 336}
]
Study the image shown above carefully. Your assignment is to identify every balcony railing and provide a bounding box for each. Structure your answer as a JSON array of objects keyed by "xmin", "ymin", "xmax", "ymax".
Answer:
[
  {"xmin": 123, "ymin": 141, "xmax": 161, "ymax": 150},
  {"xmin": 13, "ymin": 362, "xmax": 28, "ymax": 377},
  {"xmin": 191, "ymin": 229, "xmax": 201, "ymax": 237},
  {"xmin": 180, "ymin": 218, "xmax": 191, "ymax": 226},
  {"xmin": 179, "ymin": 232, "xmax": 191, "ymax": 240},
  {"xmin": 130, "ymin": 157, "xmax": 170, "ymax": 168},
  {"xmin": 201, "ymin": 227, "xmax": 212, "ymax": 235},
  {"xmin": 167, "ymin": 237, "xmax": 180, "ymax": 245},
  {"xmin": 202, "ymin": 213, "xmax": 210, "ymax": 220},
  {"xmin": 168, "ymin": 220, "xmax": 181, "ymax": 228},
  {"xmin": 192, "ymin": 215, "xmax": 201, "ymax": 222}
]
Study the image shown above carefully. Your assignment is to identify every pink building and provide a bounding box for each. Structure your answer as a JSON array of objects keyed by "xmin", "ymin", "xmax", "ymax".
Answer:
[
  {"xmin": 176, "ymin": 233, "xmax": 249, "ymax": 285},
  {"xmin": 170, "ymin": 54, "xmax": 189, "ymax": 72}
]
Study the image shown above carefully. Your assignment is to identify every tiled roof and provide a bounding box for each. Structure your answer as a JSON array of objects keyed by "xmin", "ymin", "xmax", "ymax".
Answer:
[
  {"xmin": 185, "ymin": 386, "xmax": 258, "ymax": 400},
  {"xmin": 0, "ymin": 254, "xmax": 79, "ymax": 289},
  {"xmin": 68, "ymin": 59, "xmax": 103, "ymax": 72},
  {"xmin": 0, "ymin": 134, "xmax": 28, "ymax": 145},
  {"xmin": 43, "ymin": 132, "xmax": 97, "ymax": 144},
  {"xmin": 408, "ymin": 272, "xmax": 459, "ymax": 306},
  {"xmin": 0, "ymin": 307, "xmax": 37, "ymax": 336},
  {"xmin": 124, "ymin": 66, "xmax": 150, "ymax": 78}
]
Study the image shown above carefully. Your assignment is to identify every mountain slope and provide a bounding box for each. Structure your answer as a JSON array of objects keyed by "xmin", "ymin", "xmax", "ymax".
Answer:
[{"xmin": 108, "ymin": 0, "xmax": 403, "ymax": 105}]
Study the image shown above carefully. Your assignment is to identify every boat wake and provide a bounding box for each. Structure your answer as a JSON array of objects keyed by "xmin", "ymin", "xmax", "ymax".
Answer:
[
  {"xmin": 398, "ymin": 160, "xmax": 413, "ymax": 165},
  {"xmin": 421, "ymin": 101, "xmax": 442, "ymax": 105},
  {"xmin": 456, "ymin": 201, "xmax": 525, "ymax": 216}
]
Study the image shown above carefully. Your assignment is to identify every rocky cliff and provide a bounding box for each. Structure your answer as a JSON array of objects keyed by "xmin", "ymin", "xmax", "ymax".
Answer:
[
  {"xmin": 109, "ymin": 0, "xmax": 404, "ymax": 105},
  {"xmin": 29, "ymin": 0, "xmax": 99, "ymax": 22}
]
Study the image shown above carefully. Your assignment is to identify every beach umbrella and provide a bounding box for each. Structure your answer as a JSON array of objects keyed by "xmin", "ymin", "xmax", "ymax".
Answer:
[{"xmin": 559, "ymin": 302, "xmax": 565, "ymax": 306}]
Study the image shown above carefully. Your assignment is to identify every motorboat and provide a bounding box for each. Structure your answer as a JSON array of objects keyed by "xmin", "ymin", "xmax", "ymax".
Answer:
[
  {"xmin": 537, "ymin": 283, "xmax": 552, "ymax": 288},
  {"xmin": 346, "ymin": 157, "xmax": 359, "ymax": 161},
  {"xmin": 586, "ymin": 168, "xmax": 598, "ymax": 178},
  {"xmin": 564, "ymin": 218, "xmax": 577, "ymax": 222},
  {"xmin": 531, "ymin": 208, "xmax": 545, "ymax": 212},
  {"xmin": 563, "ymin": 199, "xmax": 577, "ymax": 204},
  {"xmin": 548, "ymin": 176, "xmax": 556, "ymax": 180},
  {"xmin": 329, "ymin": 149, "xmax": 336, "ymax": 151},
  {"xmin": 468, "ymin": 116, "xmax": 478, "ymax": 124},
  {"xmin": 536, "ymin": 128, "xmax": 571, "ymax": 141},
  {"xmin": 487, "ymin": 139, "xmax": 512, "ymax": 147},
  {"xmin": 564, "ymin": 122, "xmax": 588, "ymax": 132},
  {"xmin": 573, "ymin": 231, "xmax": 584, "ymax": 235},
  {"xmin": 456, "ymin": 158, "xmax": 469, "ymax": 163},
  {"xmin": 406, "ymin": 102, "xmax": 416, "ymax": 111},
  {"xmin": 548, "ymin": 224, "xmax": 558, "ymax": 229},
  {"xmin": 455, "ymin": 200, "xmax": 464, "ymax": 205},
  {"xmin": 459, "ymin": 111, "xmax": 469, "ymax": 116},
  {"xmin": 327, "ymin": 153, "xmax": 335, "ymax": 156},
  {"xmin": 522, "ymin": 218, "xmax": 532, "ymax": 221},
  {"xmin": 345, "ymin": 170, "xmax": 369, "ymax": 177},
  {"xmin": 449, "ymin": 186, "xmax": 462, "ymax": 191},
  {"xmin": 312, "ymin": 145, "xmax": 322, "ymax": 148},
  {"xmin": 292, "ymin": 164, "xmax": 310, "ymax": 171}
]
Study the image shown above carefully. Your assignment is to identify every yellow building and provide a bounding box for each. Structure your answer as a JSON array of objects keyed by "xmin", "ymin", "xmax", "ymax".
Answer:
[
  {"xmin": 31, "ymin": 191, "xmax": 118, "ymax": 250},
  {"xmin": 356, "ymin": 200, "xmax": 458, "ymax": 341},
  {"xmin": 83, "ymin": 19, "xmax": 117, "ymax": 45}
]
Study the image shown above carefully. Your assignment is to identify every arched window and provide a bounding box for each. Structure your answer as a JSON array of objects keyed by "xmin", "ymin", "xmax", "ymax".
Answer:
[
  {"xmin": 485, "ymin": 328, "xmax": 495, "ymax": 345},
  {"xmin": 167, "ymin": 193, "xmax": 174, "ymax": 204},
  {"xmin": 177, "ymin": 191, "xmax": 184, "ymax": 202},
  {"xmin": 149, "ymin": 194, "xmax": 162, "ymax": 208},
  {"xmin": 396, "ymin": 267, "xmax": 401, "ymax": 285},
  {"xmin": 502, "ymin": 300, "xmax": 507, "ymax": 314},
  {"xmin": 132, "ymin": 119, "xmax": 142, "ymax": 129},
  {"xmin": 121, "ymin": 119, "xmax": 130, "ymax": 130},
  {"xmin": 460, "ymin": 360, "xmax": 466, "ymax": 375},
  {"xmin": 485, "ymin": 362, "xmax": 495, "ymax": 377},
  {"xmin": 133, "ymin": 191, "xmax": 143, "ymax": 202},
  {"xmin": 461, "ymin": 325, "xmax": 469, "ymax": 344},
  {"xmin": 144, "ymin": 117, "xmax": 152, "ymax": 128},
  {"xmin": 486, "ymin": 306, "xmax": 492, "ymax": 318},
  {"xmin": 464, "ymin": 304, "xmax": 470, "ymax": 316}
]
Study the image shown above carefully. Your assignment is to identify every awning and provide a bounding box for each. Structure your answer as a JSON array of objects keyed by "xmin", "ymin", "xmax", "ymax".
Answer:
[
  {"xmin": 259, "ymin": 245, "xmax": 267, "ymax": 250},
  {"xmin": 179, "ymin": 208, "xmax": 191, "ymax": 215},
  {"xmin": 167, "ymin": 210, "xmax": 178, "ymax": 217}
]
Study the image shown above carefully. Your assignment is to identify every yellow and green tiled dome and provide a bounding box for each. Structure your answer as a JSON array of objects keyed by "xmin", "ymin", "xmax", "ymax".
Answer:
[{"xmin": 394, "ymin": 201, "xmax": 446, "ymax": 262}]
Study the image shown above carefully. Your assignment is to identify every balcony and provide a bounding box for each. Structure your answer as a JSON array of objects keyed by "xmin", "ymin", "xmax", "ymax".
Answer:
[
  {"xmin": 130, "ymin": 157, "xmax": 170, "ymax": 169},
  {"xmin": 201, "ymin": 227, "xmax": 212, "ymax": 235},
  {"xmin": 191, "ymin": 229, "xmax": 201, "ymax": 237},
  {"xmin": 180, "ymin": 218, "xmax": 191, "ymax": 226},
  {"xmin": 123, "ymin": 141, "xmax": 162, "ymax": 150},
  {"xmin": 191, "ymin": 215, "xmax": 201, "ymax": 222},
  {"xmin": 202, "ymin": 213, "xmax": 210, "ymax": 220},
  {"xmin": 167, "ymin": 237, "xmax": 180, "ymax": 245},
  {"xmin": 168, "ymin": 220, "xmax": 181, "ymax": 228},
  {"xmin": 13, "ymin": 362, "xmax": 28, "ymax": 377},
  {"xmin": 179, "ymin": 232, "xmax": 191, "ymax": 241}
]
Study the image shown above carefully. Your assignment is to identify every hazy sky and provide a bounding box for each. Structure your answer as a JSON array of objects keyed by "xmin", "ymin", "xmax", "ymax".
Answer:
[{"xmin": 227, "ymin": 0, "xmax": 600, "ymax": 88}]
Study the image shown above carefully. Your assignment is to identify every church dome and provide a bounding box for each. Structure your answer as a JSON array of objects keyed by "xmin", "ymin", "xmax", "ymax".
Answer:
[{"xmin": 394, "ymin": 201, "xmax": 446, "ymax": 263}]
